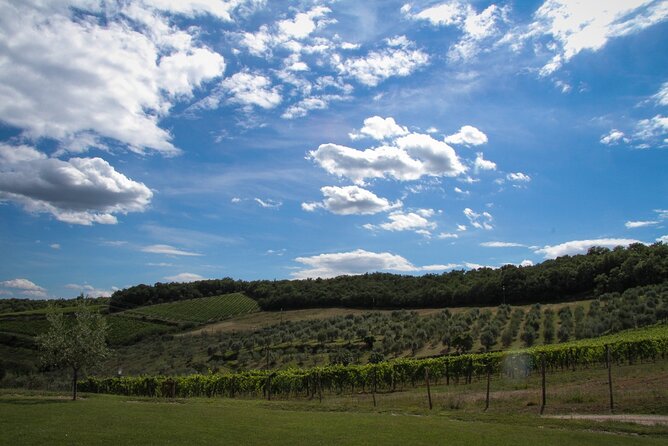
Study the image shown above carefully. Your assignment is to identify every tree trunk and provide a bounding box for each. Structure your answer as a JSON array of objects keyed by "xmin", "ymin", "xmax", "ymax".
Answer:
[{"xmin": 72, "ymin": 368, "xmax": 79, "ymax": 401}]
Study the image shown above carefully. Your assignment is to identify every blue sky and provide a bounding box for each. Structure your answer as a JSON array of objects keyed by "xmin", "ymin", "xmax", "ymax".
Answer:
[{"xmin": 0, "ymin": 0, "xmax": 667, "ymax": 299}]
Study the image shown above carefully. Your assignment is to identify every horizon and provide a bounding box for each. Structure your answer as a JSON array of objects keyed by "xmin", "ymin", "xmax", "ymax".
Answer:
[{"xmin": 1, "ymin": 1, "xmax": 667, "ymax": 300}]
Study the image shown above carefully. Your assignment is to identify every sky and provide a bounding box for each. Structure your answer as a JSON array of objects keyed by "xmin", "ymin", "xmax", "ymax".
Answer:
[{"xmin": 0, "ymin": 0, "xmax": 667, "ymax": 299}]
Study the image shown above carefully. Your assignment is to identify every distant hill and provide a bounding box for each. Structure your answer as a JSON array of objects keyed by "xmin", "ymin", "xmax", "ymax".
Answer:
[{"xmin": 110, "ymin": 243, "xmax": 668, "ymax": 311}]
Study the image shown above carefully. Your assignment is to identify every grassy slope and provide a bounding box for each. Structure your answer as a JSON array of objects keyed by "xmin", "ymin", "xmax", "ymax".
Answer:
[
  {"xmin": 0, "ymin": 392, "xmax": 665, "ymax": 446},
  {"xmin": 125, "ymin": 293, "xmax": 259, "ymax": 324}
]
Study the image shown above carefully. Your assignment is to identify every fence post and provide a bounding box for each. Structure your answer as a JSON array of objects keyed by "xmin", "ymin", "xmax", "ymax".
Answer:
[
  {"xmin": 425, "ymin": 367, "xmax": 433, "ymax": 410},
  {"xmin": 606, "ymin": 345, "xmax": 614, "ymax": 413},
  {"xmin": 372, "ymin": 367, "xmax": 377, "ymax": 408},
  {"xmin": 540, "ymin": 354, "xmax": 546, "ymax": 415},
  {"xmin": 485, "ymin": 366, "xmax": 491, "ymax": 411}
]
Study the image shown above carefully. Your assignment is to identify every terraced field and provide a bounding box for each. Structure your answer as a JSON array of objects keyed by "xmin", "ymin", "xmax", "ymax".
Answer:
[{"xmin": 125, "ymin": 293, "xmax": 259, "ymax": 324}]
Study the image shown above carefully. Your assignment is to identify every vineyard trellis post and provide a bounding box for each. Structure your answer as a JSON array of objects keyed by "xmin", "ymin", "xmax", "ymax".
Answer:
[
  {"xmin": 372, "ymin": 367, "xmax": 377, "ymax": 408},
  {"xmin": 540, "ymin": 354, "xmax": 546, "ymax": 415},
  {"xmin": 425, "ymin": 367, "xmax": 432, "ymax": 410},
  {"xmin": 484, "ymin": 366, "xmax": 491, "ymax": 411},
  {"xmin": 606, "ymin": 344, "xmax": 614, "ymax": 413}
]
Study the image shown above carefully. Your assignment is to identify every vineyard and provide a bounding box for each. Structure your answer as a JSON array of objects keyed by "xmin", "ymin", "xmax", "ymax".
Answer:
[
  {"xmin": 124, "ymin": 293, "xmax": 259, "ymax": 324},
  {"xmin": 81, "ymin": 324, "xmax": 668, "ymax": 404}
]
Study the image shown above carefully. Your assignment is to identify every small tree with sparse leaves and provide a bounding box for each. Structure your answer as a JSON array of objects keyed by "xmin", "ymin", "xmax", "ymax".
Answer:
[{"xmin": 36, "ymin": 300, "xmax": 110, "ymax": 400}]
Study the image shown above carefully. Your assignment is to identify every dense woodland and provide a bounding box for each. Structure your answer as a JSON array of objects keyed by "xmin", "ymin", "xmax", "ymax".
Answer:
[{"xmin": 109, "ymin": 243, "xmax": 668, "ymax": 311}]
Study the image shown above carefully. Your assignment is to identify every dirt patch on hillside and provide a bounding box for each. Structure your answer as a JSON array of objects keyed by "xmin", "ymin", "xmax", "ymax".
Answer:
[{"xmin": 544, "ymin": 414, "xmax": 668, "ymax": 426}]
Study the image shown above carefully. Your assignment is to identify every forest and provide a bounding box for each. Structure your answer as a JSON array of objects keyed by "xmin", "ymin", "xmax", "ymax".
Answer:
[{"xmin": 109, "ymin": 242, "xmax": 668, "ymax": 311}]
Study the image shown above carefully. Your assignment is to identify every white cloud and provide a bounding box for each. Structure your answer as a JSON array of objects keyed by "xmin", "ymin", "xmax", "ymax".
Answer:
[
  {"xmin": 50, "ymin": 244, "xmax": 61, "ymax": 250},
  {"xmin": 437, "ymin": 232, "xmax": 459, "ymax": 239},
  {"xmin": 395, "ymin": 133, "xmax": 467, "ymax": 178},
  {"xmin": 520, "ymin": 259, "xmax": 534, "ymax": 267},
  {"xmin": 535, "ymin": 238, "xmax": 643, "ymax": 258},
  {"xmin": 308, "ymin": 143, "xmax": 424, "ymax": 185},
  {"xmin": 281, "ymin": 94, "xmax": 347, "ymax": 119},
  {"xmin": 457, "ymin": 224, "xmax": 467, "ymax": 231},
  {"xmin": 141, "ymin": 244, "xmax": 202, "ymax": 256},
  {"xmin": 254, "ymin": 198, "xmax": 282, "ymax": 209},
  {"xmin": 634, "ymin": 115, "xmax": 668, "ymax": 146},
  {"xmin": 0, "ymin": 144, "xmax": 153, "ymax": 225},
  {"xmin": 64, "ymin": 283, "xmax": 112, "ymax": 298},
  {"xmin": 292, "ymin": 249, "xmax": 458, "ymax": 279},
  {"xmin": 0, "ymin": 278, "xmax": 47, "ymax": 299},
  {"xmin": 0, "ymin": 2, "xmax": 228, "ymax": 156},
  {"xmin": 334, "ymin": 39, "xmax": 429, "ymax": 86},
  {"xmin": 408, "ymin": 2, "xmax": 510, "ymax": 61},
  {"xmin": 349, "ymin": 116, "xmax": 409, "ymax": 141},
  {"xmin": 163, "ymin": 272, "xmax": 206, "ymax": 283},
  {"xmin": 480, "ymin": 241, "xmax": 525, "ymax": 248},
  {"xmin": 464, "ymin": 208, "xmax": 493, "ymax": 230},
  {"xmin": 366, "ymin": 209, "xmax": 437, "ymax": 234},
  {"xmin": 657, "ymin": 235, "xmax": 668, "ymax": 244},
  {"xmin": 474, "ymin": 152, "xmax": 497, "ymax": 171},
  {"xmin": 444, "ymin": 125, "xmax": 488, "ymax": 146},
  {"xmin": 519, "ymin": 0, "xmax": 668, "ymax": 75},
  {"xmin": 654, "ymin": 81, "xmax": 668, "ymax": 106},
  {"xmin": 277, "ymin": 6, "xmax": 331, "ymax": 40},
  {"xmin": 507, "ymin": 172, "xmax": 531, "ymax": 182},
  {"xmin": 625, "ymin": 220, "xmax": 658, "ymax": 229},
  {"xmin": 220, "ymin": 71, "xmax": 282, "ymax": 110},
  {"xmin": 600, "ymin": 129, "xmax": 628, "ymax": 145},
  {"xmin": 302, "ymin": 185, "xmax": 400, "ymax": 215}
]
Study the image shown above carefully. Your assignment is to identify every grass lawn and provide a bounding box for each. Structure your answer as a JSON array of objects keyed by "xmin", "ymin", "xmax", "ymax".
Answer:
[{"xmin": 0, "ymin": 391, "xmax": 666, "ymax": 446}]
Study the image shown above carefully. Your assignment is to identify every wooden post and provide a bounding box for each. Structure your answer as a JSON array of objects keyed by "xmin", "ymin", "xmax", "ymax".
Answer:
[
  {"xmin": 318, "ymin": 373, "xmax": 323, "ymax": 403},
  {"xmin": 266, "ymin": 374, "xmax": 272, "ymax": 401},
  {"xmin": 372, "ymin": 368, "xmax": 377, "ymax": 408},
  {"xmin": 606, "ymin": 345, "xmax": 614, "ymax": 413},
  {"xmin": 484, "ymin": 367, "xmax": 491, "ymax": 411},
  {"xmin": 540, "ymin": 354, "xmax": 546, "ymax": 415},
  {"xmin": 425, "ymin": 368, "xmax": 433, "ymax": 410}
]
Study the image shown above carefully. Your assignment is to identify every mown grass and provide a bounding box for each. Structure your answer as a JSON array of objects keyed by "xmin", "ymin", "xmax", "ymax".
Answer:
[{"xmin": 0, "ymin": 391, "xmax": 665, "ymax": 446}]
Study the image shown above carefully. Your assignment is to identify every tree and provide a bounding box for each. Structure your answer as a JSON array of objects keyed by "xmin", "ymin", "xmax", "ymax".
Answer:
[{"xmin": 36, "ymin": 300, "xmax": 110, "ymax": 400}]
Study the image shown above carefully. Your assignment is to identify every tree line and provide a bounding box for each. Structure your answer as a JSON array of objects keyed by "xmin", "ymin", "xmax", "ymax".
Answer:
[{"xmin": 109, "ymin": 243, "xmax": 668, "ymax": 312}]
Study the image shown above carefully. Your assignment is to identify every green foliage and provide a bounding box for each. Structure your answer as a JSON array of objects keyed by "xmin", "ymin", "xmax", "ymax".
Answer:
[
  {"xmin": 108, "ymin": 243, "xmax": 668, "ymax": 311},
  {"xmin": 36, "ymin": 301, "xmax": 111, "ymax": 399},
  {"xmin": 126, "ymin": 293, "xmax": 259, "ymax": 324},
  {"xmin": 80, "ymin": 324, "xmax": 668, "ymax": 400},
  {"xmin": 106, "ymin": 316, "xmax": 176, "ymax": 345}
]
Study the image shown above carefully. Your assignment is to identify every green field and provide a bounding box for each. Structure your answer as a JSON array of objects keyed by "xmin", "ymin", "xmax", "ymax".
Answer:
[
  {"xmin": 0, "ymin": 391, "xmax": 665, "ymax": 446},
  {"xmin": 125, "ymin": 293, "xmax": 259, "ymax": 324},
  {"xmin": 106, "ymin": 316, "xmax": 176, "ymax": 345}
]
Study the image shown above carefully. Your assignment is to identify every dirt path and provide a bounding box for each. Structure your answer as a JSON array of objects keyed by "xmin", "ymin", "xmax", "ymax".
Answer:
[{"xmin": 544, "ymin": 414, "xmax": 668, "ymax": 426}]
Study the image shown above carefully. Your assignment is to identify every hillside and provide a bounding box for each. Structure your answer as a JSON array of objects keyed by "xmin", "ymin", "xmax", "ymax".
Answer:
[{"xmin": 109, "ymin": 243, "xmax": 668, "ymax": 311}]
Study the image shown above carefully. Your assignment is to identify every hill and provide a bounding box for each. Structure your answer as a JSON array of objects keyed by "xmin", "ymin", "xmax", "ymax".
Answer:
[{"xmin": 109, "ymin": 242, "xmax": 668, "ymax": 311}]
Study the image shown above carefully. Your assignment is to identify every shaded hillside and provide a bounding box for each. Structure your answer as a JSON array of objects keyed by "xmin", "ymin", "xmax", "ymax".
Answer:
[{"xmin": 109, "ymin": 243, "xmax": 668, "ymax": 312}]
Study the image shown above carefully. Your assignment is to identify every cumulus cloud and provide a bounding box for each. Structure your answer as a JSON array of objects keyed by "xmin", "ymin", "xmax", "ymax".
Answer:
[
  {"xmin": 600, "ymin": 129, "xmax": 628, "ymax": 145},
  {"xmin": 163, "ymin": 272, "xmax": 206, "ymax": 283},
  {"xmin": 514, "ymin": 0, "xmax": 668, "ymax": 75},
  {"xmin": 349, "ymin": 116, "xmax": 409, "ymax": 141},
  {"xmin": 0, "ymin": 144, "xmax": 153, "ymax": 225},
  {"xmin": 0, "ymin": 2, "xmax": 229, "ymax": 156},
  {"xmin": 302, "ymin": 186, "xmax": 400, "ymax": 215},
  {"xmin": 444, "ymin": 125, "xmax": 488, "ymax": 146},
  {"xmin": 0, "ymin": 278, "xmax": 47, "ymax": 299},
  {"xmin": 65, "ymin": 283, "xmax": 113, "ymax": 298},
  {"xmin": 141, "ymin": 244, "xmax": 202, "ymax": 256},
  {"xmin": 634, "ymin": 115, "xmax": 668, "ymax": 146},
  {"xmin": 281, "ymin": 94, "xmax": 347, "ymax": 119},
  {"xmin": 395, "ymin": 133, "xmax": 467, "ymax": 177},
  {"xmin": 464, "ymin": 208, "xmax": 493, "ymax": 230},
  {"xmin": 408, "ymin": 2, "xmax": 510, "ymax": 61},
  {"xmin": 520, "ymin": 259, "xmax": 534, "ymax": 267},
  {"xmin": 365, "ymin": 209, "xmax": 437, "ymax": 234},
  {"xmin": 474, "ymin": 152, "xmax": 497, "ymax": 172},
  {"xmin": 507, "ymin": 172, "xmax": 531, "ymax": 182},
  {"xmin": 291, "ymin": 249, "xmax": 460, "ymax": 278},
  {"xmin": 625, "ymin": 220, "xmax": 658, "ymax": 229},
  {"xmin": 334, "ymin": 37, "xmax": 429, "ymax": 86},
  {"xmin": 657, "ymin": 235, "xmax": 668, "ymax": 244},
  {"xmin": 535, "ymin": 238, "xmax": 643, "ymax": 258},
  {"xmin": 220, "ymin": 71, "xmax": 282, "ymax": 110}
]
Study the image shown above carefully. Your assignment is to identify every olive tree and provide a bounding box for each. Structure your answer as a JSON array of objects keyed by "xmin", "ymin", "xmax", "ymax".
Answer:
[{"xmin": 36, "ymin": 300, "xmax": 110, "ymax": 400}]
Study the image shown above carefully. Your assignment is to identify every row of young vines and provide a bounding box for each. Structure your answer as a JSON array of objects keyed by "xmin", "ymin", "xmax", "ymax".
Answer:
[{"xmin": 80, "ymin": 325, "xmax": 668, "ymax": 399}]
